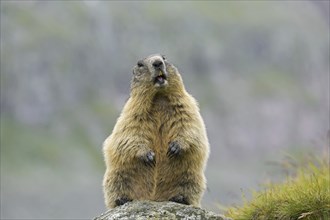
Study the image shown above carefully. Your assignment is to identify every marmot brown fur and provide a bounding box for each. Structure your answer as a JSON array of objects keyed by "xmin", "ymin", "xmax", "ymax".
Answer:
[{"xmin": 102, "ymin": 54, "xmax": 210, "ymax": 208}]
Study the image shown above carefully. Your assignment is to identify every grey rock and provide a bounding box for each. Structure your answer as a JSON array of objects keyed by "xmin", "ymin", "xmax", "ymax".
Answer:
[{"xmin": 94, "ymin": 201, "xmax": 231, "ymax": 220}]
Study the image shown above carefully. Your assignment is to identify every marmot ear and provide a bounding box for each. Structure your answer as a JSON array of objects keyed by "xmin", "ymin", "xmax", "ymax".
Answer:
[{"xmin": 161, "ymin": 55, "xmax": 166, "ymax": 61}]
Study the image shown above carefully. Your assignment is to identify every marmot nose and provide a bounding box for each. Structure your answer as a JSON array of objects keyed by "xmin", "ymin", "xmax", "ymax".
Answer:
[{"xmin": 152, "ymin": 60, "xmax": 163, "ymax": 69}]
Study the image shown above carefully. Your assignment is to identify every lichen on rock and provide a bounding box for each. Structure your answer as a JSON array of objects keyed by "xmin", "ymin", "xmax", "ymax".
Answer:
[{"xmin": 94, "ymin": 201, "xmax": 231, "ymax": 220}]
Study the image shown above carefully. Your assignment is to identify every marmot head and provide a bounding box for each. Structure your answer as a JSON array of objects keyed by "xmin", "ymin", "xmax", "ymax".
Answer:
[{"xmin": 131, "ymin": 54, "xmax": 184, "ymax": 93}]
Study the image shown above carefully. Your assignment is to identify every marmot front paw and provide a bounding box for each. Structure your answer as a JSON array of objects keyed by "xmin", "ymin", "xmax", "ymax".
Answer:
[
  {"xmin": 167, "ymin": 141, "xmax": 181, "ymax": 158},
  {"xmin": 141, "ymin": 151, "xmax": 156, "ymax": 167}
]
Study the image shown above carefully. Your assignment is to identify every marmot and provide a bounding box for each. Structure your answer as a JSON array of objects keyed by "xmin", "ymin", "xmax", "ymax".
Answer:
[{"xmin": 102, "ymin": 54, "xmax": 210, "ymax": 208}]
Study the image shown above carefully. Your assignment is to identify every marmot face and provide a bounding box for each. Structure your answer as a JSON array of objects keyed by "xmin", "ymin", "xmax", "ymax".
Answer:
[{"xmin": 132, "ymin": 54, "xmax": 180, "ymax": 89}]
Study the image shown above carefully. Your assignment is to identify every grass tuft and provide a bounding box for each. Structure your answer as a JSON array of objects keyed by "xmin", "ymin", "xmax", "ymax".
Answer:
[{"xmin": 226, "ymin": 161, "xmax": 330, "ymax": 220}]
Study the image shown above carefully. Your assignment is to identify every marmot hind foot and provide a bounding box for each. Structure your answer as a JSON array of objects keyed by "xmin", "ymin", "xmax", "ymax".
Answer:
[
  {"xmin": 115, "ymin": 197, "xmax": 132, "ymax": 207},
  {"xmin": 169, "ymin": 195, "xmax": 189, "ymax": 205}
]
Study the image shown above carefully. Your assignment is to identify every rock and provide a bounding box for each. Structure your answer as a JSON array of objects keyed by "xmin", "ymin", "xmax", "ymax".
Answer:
[{"xmin": 94, "ymin": 201, "xmax": 231, "ymax": 220}]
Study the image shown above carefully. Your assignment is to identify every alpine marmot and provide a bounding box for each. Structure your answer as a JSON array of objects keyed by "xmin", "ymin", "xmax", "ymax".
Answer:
[{"xmin": 102, "ymin": 54, "xmax": 210, "ymax": 208}]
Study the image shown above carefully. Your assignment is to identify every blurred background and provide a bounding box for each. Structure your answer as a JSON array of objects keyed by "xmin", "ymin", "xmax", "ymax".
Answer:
[{"xmin": 1, "ymin": 1, "xmax": 329, "ymax": 219}]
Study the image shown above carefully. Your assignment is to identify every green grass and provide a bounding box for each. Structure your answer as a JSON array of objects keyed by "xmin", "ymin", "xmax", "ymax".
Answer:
[{"xmin": 226, "ymin": 161, "xmax": 330, "ymax": 220}]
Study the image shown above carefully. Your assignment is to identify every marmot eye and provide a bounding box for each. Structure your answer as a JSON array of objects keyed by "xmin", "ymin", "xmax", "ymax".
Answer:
[{"xmin": 137, "ymin": 61, "xmax": 144, "ymax": 67}]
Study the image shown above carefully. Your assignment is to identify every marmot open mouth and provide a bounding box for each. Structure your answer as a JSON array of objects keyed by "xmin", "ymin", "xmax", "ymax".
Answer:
[{"xmin": 154, "ymin": 71, "xmax": 167, "ymax": 85}]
